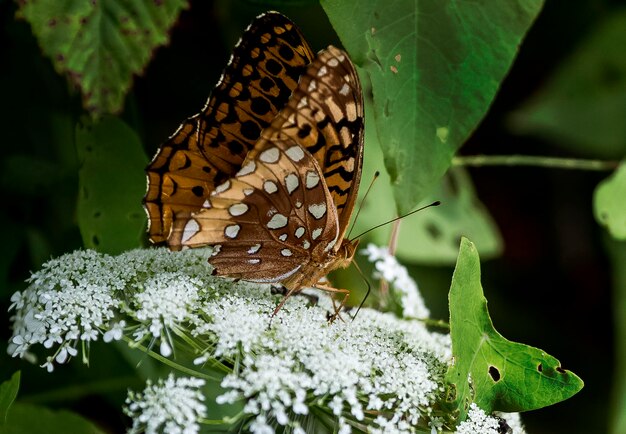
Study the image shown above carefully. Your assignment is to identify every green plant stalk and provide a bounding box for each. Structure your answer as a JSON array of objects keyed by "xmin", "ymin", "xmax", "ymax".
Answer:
[{"xmin": 453, "ymin": 155, "xmax": 619, "ymax": 171}]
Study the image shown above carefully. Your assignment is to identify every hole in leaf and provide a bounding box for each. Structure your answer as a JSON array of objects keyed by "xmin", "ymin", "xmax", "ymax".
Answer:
[
  {"xmin": 425, "ymin": 221, "xmax": 442, "ymax": 240},
  {"xmin": 497, "ymin": 418, "xmax": 513, "ymax": 434},
  {"xmin": 92, "ymin": 235, "xmax": 100, "ymax": 246},
  {"xmin": 488, "ymin": 365, "xmax": 501, "ymax": 382},
  {"xmin": 537, "ymin": 363, "xmax": 543, "ymax": 372},
  {"xmin": 556, "ymin": 366, "xmax": 566, "ymax": 374}
]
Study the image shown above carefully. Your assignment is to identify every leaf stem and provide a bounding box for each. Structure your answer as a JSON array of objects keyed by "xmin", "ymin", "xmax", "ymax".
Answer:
[{"xmin": 453, "ymin": 155, "xmax": 619, "ymax": 171}]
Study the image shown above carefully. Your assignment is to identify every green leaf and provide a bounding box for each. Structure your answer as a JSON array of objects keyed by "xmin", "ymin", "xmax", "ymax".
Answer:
[
  {"xmin": 76, "ymin": 117, "xmax": 148, "ymax": 254},
  {"xmin": 17, "ymin": 0, "xmax": 188, "ymax": 115},
  {"xmin": 0, "ymin": 372, "xmax": 20, "ymax": 425},
  {"xmin": 446, "ymin": 238, "xmax": 583, "ymax": 418},
  {"xmin": 594, "ymin": 162, "xmax": 626, "ymax": 240},
  {"xmin": 509, "ymin": 9, "xmax": 626, "ymax": 157},
  {"xmin": 3, "ymin": 403, "xmax": 104, "ymax": 434},
  {"xmin": 353, "ymin": 126, "xmax": 502, "ymax": 264},
  {"xmin": 321, "ymin": 0, "xmax": 543, "ymax": 213}
]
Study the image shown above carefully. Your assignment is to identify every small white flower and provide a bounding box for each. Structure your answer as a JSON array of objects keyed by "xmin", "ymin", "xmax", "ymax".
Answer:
[
  {"xmin": 361, "ymin": 243, "xmax": 430, "ymax": 319},
  {"xmin": 455, "ymin": 403, "xmax": 501, "ymax": 434},
  {"xmin": 103, "ymin": 321, "xmax": 126, "ymax": 343},
  {"xmin": 124, "ymin": 374, "xmax": 206, "ymax": 434}
]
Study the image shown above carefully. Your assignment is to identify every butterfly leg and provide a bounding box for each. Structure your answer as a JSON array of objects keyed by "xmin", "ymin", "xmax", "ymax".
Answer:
[
  {"xmin": 271, "ymin": 287, "xmax": 301, "ymax": 317},
  {"xmin": 312, "ymin": 284, "xmax": 351, "ymax": 323}
]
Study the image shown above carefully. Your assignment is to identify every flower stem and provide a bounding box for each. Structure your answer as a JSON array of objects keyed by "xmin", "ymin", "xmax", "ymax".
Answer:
[
  {"xmin": 453, "ymin": 155, "xmax": 619, "ymax": 171},
  {"xmin": 123, "ymin": 336, "xmax": 225, "ymax": 381}
]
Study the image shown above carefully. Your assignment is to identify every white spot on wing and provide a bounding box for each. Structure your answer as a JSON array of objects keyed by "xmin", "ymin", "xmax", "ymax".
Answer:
[
  {"xmin": 295, "ymin": 227, "xmax": 305, "ymax": 238},
  {"xmin": 236, "ymin": 161, "xmax": 256, "ymax": 176},
  {"xmin": 259, "ymin": 147, "xmax": 280, "ymax": 163},
  {"xmin": 308, "ymin": 203, "xmax": 327, "ymax": 220},
  {"xmin": 243, "ymin": 188, "xmax": 254, "ymax": 196},
  {"xmin": 248, "ymin": 258, "xmax": 260, "ymax": 264},
  {"xmin": 285, "ymin": 173, "xmax": 299, "ymax": 194},
  {"xmin": 225, "ymin": 224, "xmax": 241, "ymax": 239},
  {"xmin": 317, "ymin": 66, "xmax": 328, "ymax": 77},
  {"xmin": 263, "ymin": 180, "xmax": 278, "ymax": 194},
  {"xmin": 306, "ymin": 171, "xmax": 320, "ymax": 189},
  {"xmin": 279, "ymin": 233, "xmax": 287, "ymax": 241},
  {"xmin": 182, "ymin": 219, "xmax": 199, "ymax": 243},
  {"xmin": 248, "ymin": 244, "xmax": 261, "ymax": 254},
  {"xmin": 202, "ymin": 200, "xmax": 211, "ymax": 208},
  {"xmin": 339, "ymin": 83, "xmax": 350, "ymax": 96},
  {"xmin": 312, "ymin": 228, "xmax": 323, "ymax": 240},
  {"xmin": 281, "ymin": 248, "xmax": 293, "ymax": 257},
  {"xmin": 285, "ymin": 146, "xmax": 305, "ymax": 162},
  {"xmin": 303, "ymin": 240, "xmax": 310, "ymax": 249},
  {"xmin": 229, "ymin": 203, "xmax": 249, "ymax": 216},
  {"xmin": 307, "ymin": 80, "xmax": 317, "ymax": 92},
  {"xmin": 328, "ymin": 57, "xmax": 339, "ymax": 67},
  {"xmin": 267, "ymin": 213, "xmax": 288, "ymax": 229},
  {"xmin": 297, "ymin": 96, "xmax": 308, "ymax": 109},
  {"xmin": 213, "ymin": 180, "xmax": 230, "ymax": 195},
  {"xmin": 324, "ymin": 238, "xmax": 337, "ymax": 252}
]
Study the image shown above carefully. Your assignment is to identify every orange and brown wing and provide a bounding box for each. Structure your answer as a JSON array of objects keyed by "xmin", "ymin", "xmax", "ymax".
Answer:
[
  {"xmin": 176, "ymin": 134, "xmax": 338, "ymax": 283},
  {"xmin": 173, "ymin": 47, "xmax": 363, "ymax": 283},
  {"xmin": 144, "ymin": 12, "xmax": 315, "ymax": 245},
  {"xmin": 248, "ymin": 45, "xmax": 365, "ymax": 236}
]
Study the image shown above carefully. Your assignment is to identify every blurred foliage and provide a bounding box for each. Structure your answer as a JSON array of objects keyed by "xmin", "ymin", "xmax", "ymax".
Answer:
[
  {"xmin": 509, "ymin": 8, "xmax": 626, "ymax": 158},
  {"xmin": 1, "ymin": 0, "xmax": 625, "ymax": 433},
  {"xmin": 76, "ymin": 117, "xmax": 148, "ymax": 254},
  {"xmin": 353, "ymin": 121, "xmax": 503, "ymax": 265},
  {"xmin": 594, "ymin": 161, "xmax": 626, "ymax": 239}
]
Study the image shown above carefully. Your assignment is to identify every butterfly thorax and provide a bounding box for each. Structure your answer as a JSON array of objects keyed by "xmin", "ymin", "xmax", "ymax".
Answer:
[{"xmin": 281, "ymin": 238, "xmax": 359, "ymax": 291}]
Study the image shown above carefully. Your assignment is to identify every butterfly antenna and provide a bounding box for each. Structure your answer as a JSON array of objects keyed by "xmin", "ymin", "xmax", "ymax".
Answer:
[
  {"xmin": 347, "ymin": 171, "xmax": 380, "ymax": 239},
  {"xmin": 350, "ymin": 201, "xmax": 441, "ymax": 241},
  {"xmin": 350, "ymin": 259, "xmax": 371, "ymax": 321}
]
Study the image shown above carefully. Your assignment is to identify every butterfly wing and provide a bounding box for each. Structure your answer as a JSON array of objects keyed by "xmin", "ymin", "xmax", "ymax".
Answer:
[
  {"xmin": 177, "ymin": 134, "xmax": 339, "ymax": 282},
  {"xmin": 144, "ymin": 12, "xmax": 315, "ymax": 244},
  {"xmin": 175, "ymin": 46, "xmax": 363, "ymax": 283},
  {"xmin": 246, "ymin": 45, "xmax": 365, "ymax": 239}
]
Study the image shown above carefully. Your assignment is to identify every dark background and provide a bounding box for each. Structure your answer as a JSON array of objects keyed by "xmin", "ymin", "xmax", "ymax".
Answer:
[{"xmin": 1, "ymin": 0, "xmax": 623, "ymax": 432}]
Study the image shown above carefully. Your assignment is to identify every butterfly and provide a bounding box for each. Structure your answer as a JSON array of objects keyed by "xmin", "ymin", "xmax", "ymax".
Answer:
[{"xmin": 144, "ymin": 12, "xmax": 364, "ymax": 314}]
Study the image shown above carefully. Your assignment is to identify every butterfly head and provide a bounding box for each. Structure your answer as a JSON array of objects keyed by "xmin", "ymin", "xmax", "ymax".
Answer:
[{"xmin": 336, "ymin": 238, "xmax": 360, "ymax": 269}]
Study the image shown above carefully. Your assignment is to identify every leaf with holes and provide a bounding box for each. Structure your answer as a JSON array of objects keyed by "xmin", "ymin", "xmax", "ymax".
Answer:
[
  {"xmin": 17, "ymin": 0, "xmax": 188, "ymax": 115},
  {"xmin": 594, "ymin": 161, "xmax": 626, "ymax": 240},
  {"xmin": 321, "ymin": 0, "xmax": 543, "ymax": 214},
  {"xmin": 76, "ymin": 117, "xmax": 148, "ymax": 254},
  {"xmin": 445, "ymin": 238, "xmax": 583, "ymax": 419}
]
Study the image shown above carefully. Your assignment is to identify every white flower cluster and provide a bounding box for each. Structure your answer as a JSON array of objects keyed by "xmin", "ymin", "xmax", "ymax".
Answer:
[
  {"xmin": 213, "ymin": 289, "xmax": 450, "ymax": 433},
  {"xmin": 124, "ymin": 374, "xmax": 206, "ymax": 434},
  {"xmin": 8, "ymin": 247, "xmax": 525, "ymax": 433},
  {"xmin": 7, "ymin": 248, "xmax": 213, "ymax": 370},
  {"xmin": 361, "ymin": 244, "xmax": 430, "ymax": 319},
  {"xmin": 455, "ymin": 403, "xmax": 527, "ymax": 434}
]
